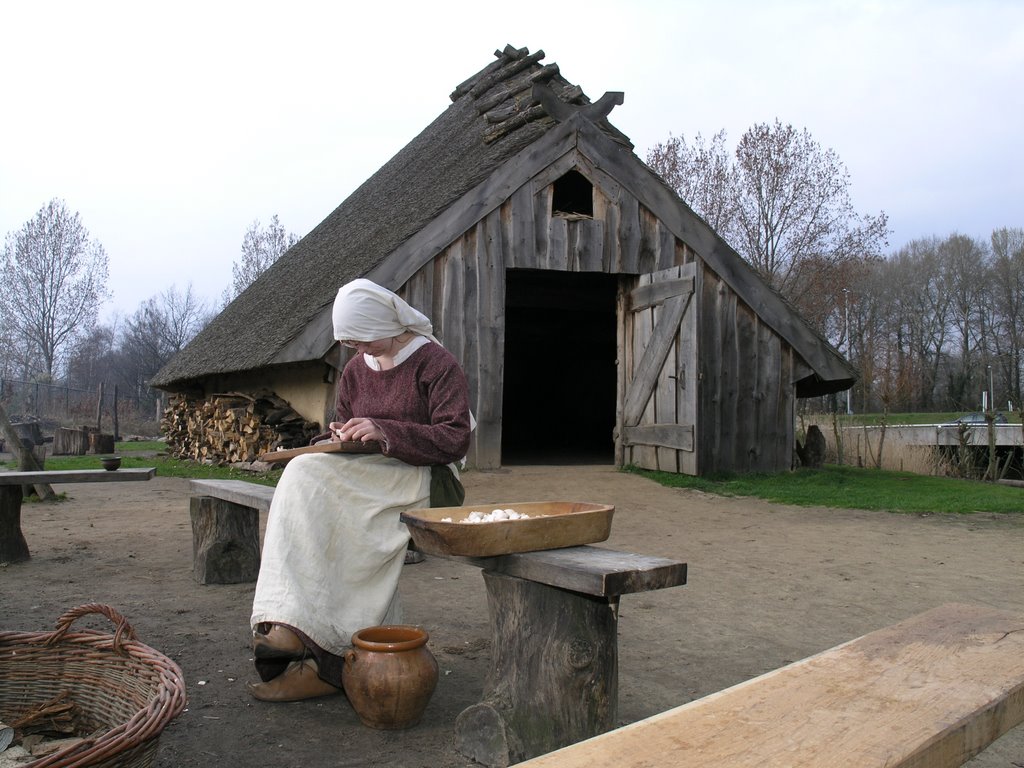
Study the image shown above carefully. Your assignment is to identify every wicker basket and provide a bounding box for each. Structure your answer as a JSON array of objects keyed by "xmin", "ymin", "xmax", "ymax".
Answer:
[{"xmin": 0, "ymin": 604, "xmax": 187, "ymax": 768}]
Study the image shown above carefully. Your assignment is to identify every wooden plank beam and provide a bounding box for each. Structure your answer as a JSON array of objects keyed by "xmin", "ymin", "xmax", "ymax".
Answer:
[
  {"xmin": 189, "ymin": 479, "xmax": 275, "ymax": 512},
  {"xmin": 630, "ymin": 276, "xmax": 695, "ymax": 311},
  {"xmin": 516, "ymin": 603, "xmax": 1024, "ymax": 768},
  {"xmin": 0, "ymin": 468, "xmax": 156, "ymax": 486},
  {"xmin": 463, "ymin": 545, "xmax": 687, "ymax": 597},
  {"xmin": 622, "ymin": 424, "xmax": 694, "ymax": 452}
]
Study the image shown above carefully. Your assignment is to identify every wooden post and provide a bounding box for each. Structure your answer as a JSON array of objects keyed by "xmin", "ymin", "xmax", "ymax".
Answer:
[
  {"xmin": 455, "ymin": 571, "xmax": 618, "ymax": 766},
  {"xmin": 18, "ymin": 440, "xmax": 40, "ymax": 497},
  {"xmin": 113, "ymin": 384, "xmax": 120, "ymax": 441},
  {"xmin": 0, "ymin": 402, "xmax": 54, "ymax": 500},
  {"xmin": 985, "ymin": 411, "xmax": 997, "ymax": 481},
  {"xmin": 0, "ymin": 485, "xmax": 30, "ymax": 563},
  {"xmin": 96, "ymin": 381, "xmax": 105, "ymax": 432},
  {"xmin": 190, "ymin": 496, "xmax": 261, "ymax": 584}
]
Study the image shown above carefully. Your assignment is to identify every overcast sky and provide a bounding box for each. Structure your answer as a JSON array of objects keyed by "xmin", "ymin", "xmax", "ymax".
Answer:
[{"xmin": 1, "ymin": 0, "xmax": 1021, "ymax": 321}]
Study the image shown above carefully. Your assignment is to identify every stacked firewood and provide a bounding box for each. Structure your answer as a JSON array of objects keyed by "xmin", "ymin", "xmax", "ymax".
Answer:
[{"xmin": 162, "ymin": 391, "xmax": 320, "ymax": 464}]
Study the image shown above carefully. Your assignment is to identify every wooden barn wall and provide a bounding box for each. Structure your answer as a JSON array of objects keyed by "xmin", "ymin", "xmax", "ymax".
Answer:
[
  {"xmin": 697, "ymin": 265, "xmax": 796, "ymax": 474},
  {"xmin": 396, "ymin": 160, "xmax": 687, "ymax": 469},
  {"xmin": 396, "ymin": 155, "xmax": 793, "ymax": 473}
]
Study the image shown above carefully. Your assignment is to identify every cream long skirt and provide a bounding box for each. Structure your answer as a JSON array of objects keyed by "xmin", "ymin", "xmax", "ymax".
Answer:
[{"xmin": 250, "ymin": 452, "xmax": 430, "ymax": 654}]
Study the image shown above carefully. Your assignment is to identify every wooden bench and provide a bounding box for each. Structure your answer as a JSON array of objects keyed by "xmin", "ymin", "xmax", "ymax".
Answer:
[
  {"xmin": 0, "ymin": 468, "xmax": 156, "ymax": 564},
  {"xmin": 514, "ymin": 602, "xmax": 1024, "ymax": 768},
  {"xmin": 188, "ymin": 478, "xmax": 688, "ymax": 767}
]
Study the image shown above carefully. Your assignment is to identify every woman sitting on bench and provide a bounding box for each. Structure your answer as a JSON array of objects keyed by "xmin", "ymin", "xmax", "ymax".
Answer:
[{"xmin": 247, "ymin": 278, "xmax": 472, "ymax": 702}]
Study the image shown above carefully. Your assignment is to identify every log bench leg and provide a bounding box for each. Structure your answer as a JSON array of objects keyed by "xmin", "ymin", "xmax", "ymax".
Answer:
[
  {"xmin": 190, "ymin": 496, "xmax": 261, "ymax": 585},
  {"xmin": 455, "ymin": 570, "xmax": 618, "ymax": 767},
  {"xmin": 0, "ymin": 485, "xmax": 30, "ymax": 564}
]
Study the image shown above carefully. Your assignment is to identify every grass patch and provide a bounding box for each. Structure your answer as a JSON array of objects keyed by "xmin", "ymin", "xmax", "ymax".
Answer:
[
  {"xmin": 115, "ymin": 440, "xmax": 167, "ymax": 453},
  {"xmin": 625, "ymin": 464, "xmax": 1024, "ymax": 515}
]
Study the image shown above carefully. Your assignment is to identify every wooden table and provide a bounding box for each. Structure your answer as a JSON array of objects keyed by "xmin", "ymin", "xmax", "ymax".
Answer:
[{"xmin": 0, "ymin": 468, "xmax": 156, "ymax": 563}]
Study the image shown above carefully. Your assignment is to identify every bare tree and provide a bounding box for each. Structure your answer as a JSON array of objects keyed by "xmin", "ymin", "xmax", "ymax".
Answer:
[
  {"xmin": 832, "ymin": 257, "xmax": 879, "ymax": 410},
  {"xmin": 0, "ymin": 199, "xmax": 110, "ymax": 379},
  {"xmin": 119, "ymin": 302, "xmax": 170, "ymax": 399},
  {"xmin": 66, "ymin": 322, "xmax": 118, "ymax": 394},
  {"xmin": 885, "ymin": 239, "xmax": 956, "ymax": 410},
  {"xmin": 826, "ymin": 227, "xmax": 1021, "ymax": 414},
  {"xmin": 939, "ymin": 234, "xmax": 990, "ymax": 408},
  {"xmin": 117, "ymin": 284, "xmax": 210, "ymax": 400},
  {"xmin": 0, "ymin": 312, "xmax": 32, "ymax": 380},
  {"xmin": 840, "ymin": 240, "xmax": 951, "ymax": 412},
  {"xmin": 224, "ymin": 214, "xmax": 300, "ymax": 303},
  {"xmin": 733, "ymin": 121, "xmax": 889, "ymax": 294},
  {"xmin": 990, "ymin": 227, "xmax": 1024, "ymax": 406},
  {"xmin": 648, "ymin": 120, "xmax": 889, "ymax": 329},
  {"xmin": 159, "ymin": 283, "xmax": 211, "ymax": 353},
  {"xmin": 645, "ymin": 130, "xmax": 737, "ymax": 232}
]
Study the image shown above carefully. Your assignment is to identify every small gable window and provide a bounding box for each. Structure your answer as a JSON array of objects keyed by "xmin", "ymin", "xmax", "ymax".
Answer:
[{"xmin": 552, "ymin": 169, "xmax": 593, "ymax": 218}]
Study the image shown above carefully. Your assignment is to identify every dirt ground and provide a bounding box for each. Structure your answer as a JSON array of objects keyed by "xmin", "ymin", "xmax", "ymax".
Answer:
[{"xmin": 2, "ymin": 463, "xmax": 1023, "ymax": 767}]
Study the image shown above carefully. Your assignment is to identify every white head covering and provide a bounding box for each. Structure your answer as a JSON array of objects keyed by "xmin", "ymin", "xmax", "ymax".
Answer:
[
  {"xmin": 332, "ymin": 278, "xmax": 477, "ymax": 436},
  {"xmin": 332, "ymin": 279, "xmax": 437, "ymax": 343}
]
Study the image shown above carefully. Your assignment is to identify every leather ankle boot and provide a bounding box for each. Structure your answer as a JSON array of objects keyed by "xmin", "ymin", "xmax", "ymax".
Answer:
[
  {"xmin": 253, "ymin": 624, "xmax": 305, "ymax": 659},
  {"xmin": 246, "ymin": 659, "xmax": 340, "ymax": 702}
]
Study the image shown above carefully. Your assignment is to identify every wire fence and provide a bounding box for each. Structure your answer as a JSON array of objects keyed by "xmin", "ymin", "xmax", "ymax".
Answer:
[{"xmin": 0, "ymin": 378, "xmax": 164, "ymax": 435}]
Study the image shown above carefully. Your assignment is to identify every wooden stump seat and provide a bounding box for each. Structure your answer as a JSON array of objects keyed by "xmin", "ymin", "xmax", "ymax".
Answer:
[
  {"xmin": 516, "ymin": 602, "xmax": 1024, "ymax": 768},
  {"xmin": 187, "ymin": 478, "xmax": 688, "ymax": 767}
]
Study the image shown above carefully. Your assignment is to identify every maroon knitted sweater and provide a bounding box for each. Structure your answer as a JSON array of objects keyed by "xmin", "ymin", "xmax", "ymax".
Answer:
[{"xmin": 330, "ymin": 342, "xmax": 471, "ymax": 466}]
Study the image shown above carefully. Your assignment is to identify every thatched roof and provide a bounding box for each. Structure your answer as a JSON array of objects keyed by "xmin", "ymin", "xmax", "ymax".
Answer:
[
  {"xmin": 152, "ymin": 45, "xmax": 617, "ymax": 389},
  {"xmin": 152, "ymin": 43, "xmax": 853, "ymax": 396}
]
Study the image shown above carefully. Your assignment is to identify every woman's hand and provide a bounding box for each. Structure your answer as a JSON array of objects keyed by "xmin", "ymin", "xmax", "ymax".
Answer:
[{"xmin": 329, "ymin": 418, "xmax": 382, "ymax": 443}]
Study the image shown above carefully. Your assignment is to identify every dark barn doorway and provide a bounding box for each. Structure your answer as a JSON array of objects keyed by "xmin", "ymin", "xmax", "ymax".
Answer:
[{"xmin": 501, "ymin": 269, "xmax": 619, "ymax": 464}]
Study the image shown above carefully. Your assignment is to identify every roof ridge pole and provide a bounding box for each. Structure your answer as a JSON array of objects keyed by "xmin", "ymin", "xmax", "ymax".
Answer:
[
  {"xmin": 450, "ymin": 44, "xmax": 529, "ymax": 102},
  {"xmin": 475, "ymin": 64, "xmax": 560, "ymax": 116},
  {"xmin": 469, "ymin": 50, "xmax": 546, "ymax": 100}
]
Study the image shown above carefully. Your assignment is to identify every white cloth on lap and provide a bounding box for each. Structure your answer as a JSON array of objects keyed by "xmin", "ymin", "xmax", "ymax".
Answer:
[{"xmin": 250, "ymin": 451, "xmax": 430, "ymax": 654}]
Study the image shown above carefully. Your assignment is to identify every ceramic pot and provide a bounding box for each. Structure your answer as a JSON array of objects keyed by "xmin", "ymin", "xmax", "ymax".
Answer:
[
  {"xmin": 343, "ymin": 625, "xmax": 438, "ymax": 729},
  {"xmin": 101, "ymin": 456, "xmax": 121, "ymax": 471}
]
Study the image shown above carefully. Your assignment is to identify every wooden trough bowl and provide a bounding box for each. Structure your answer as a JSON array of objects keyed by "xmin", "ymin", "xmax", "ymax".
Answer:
[{"xmin": 400, "ymin": 501, "xmax": 614, "ymax": 557}]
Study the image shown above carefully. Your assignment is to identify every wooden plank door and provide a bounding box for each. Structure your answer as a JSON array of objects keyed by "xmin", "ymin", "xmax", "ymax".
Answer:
[{"xmin": 618, "ymin": 263, "xmax": 698, "ymax": 474}]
